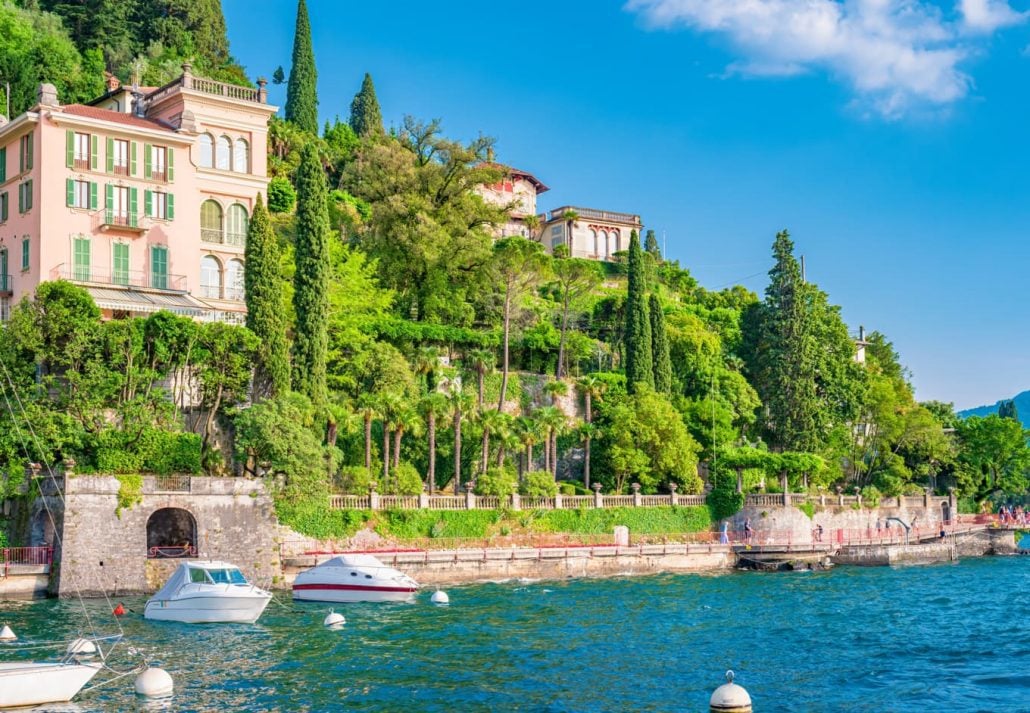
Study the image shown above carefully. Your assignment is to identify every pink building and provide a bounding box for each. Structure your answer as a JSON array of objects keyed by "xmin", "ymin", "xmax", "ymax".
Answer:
[
  {"xmin": 477, "ymin": 163, "xmax": 549, "ymax": 238},
  {"xmin": 0, "ymin": 64, "xmax": 276, "ymax": 323}
]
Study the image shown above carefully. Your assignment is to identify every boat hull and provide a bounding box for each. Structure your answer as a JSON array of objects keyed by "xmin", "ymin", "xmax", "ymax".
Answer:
[
  {"xmin": 144, "ymin": 593, "xmax": 272, "ymax": 624},
  {"xmin": 293, "ymin": 583, "xmax": 417, "ymax": 603},
  {"xmin": 0, "ymin": 662, "xmax": 101, "ymax": 708}
]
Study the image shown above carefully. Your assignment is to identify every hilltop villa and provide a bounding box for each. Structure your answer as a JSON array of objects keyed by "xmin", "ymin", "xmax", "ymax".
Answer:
[
  {"xmin": 0, "ymin": 64, "xmax": 276, "ymax": 323},
  {"xmin": 477, "ymin": 163, "xmax": 549, "ymax": 239}
]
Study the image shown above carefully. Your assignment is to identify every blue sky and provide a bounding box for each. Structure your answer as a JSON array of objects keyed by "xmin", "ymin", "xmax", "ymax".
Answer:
[{"xmin": 222, "ymin": 0, "xmax": 1030, "ymax": 410}]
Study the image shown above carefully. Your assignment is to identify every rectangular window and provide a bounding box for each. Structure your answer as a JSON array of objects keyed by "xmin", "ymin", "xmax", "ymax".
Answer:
[
  {"xmin": 19, "ymin": 133, "xmax": 33, "ymax": 173},
  {"xmin": 149, "ymin": 145, "xmax": 168, "ymax": 181},
  {"xmin": 21, "ymin": 237, "xmax": 29, "ymax": 271},
  {"xmin": 18, "ymin": 181, "xmax": 31, "ymax": 213},
  {"xmin": 74, "ymin": 132, "xmax": 91, "ymax": 170},
  {"xmin": 112, "ymin": 139, "xmax": 129, "ymax": 175},
  {"xmin": 73, "ymin": 237, "xmax": 90, "ymax": 282},
  {"xmin": 147, "ymin": 191, "xmax": 168, "ymax": 219},
  {"xmin": 0, "ymin": 297, "xmax": 9, "ymax": 323},
  {"xmin": 113, "ymin": 243, "xmax": 129, "ymax": 286},
  {"xmin": 151, "ymin": 245, "xmax": 168, "ymax": 290},
  {"xmin": 0, "ymin": 192, "xmax": 7, "ymax": 223},
  {"xmin": 67, "ymin": 179, "xmax": 90, "ymax": 209},
  {"xmin": 0, "ymin": 249, "xmax": 8, "ymax": 292}
]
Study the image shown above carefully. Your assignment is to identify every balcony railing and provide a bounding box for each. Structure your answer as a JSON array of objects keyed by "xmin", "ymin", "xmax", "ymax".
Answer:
[
  {"xmin": 51, "ymin": 264, "xmax": 188, "ymax": 292},
  {"xmin": 547, "ymin": 206, "xmax": 642, "ymax": 225},
  {"xmin": 202, "ymin": 228, "xmax": 246, "ymax": 247},
  {"xmin": 148, "ymin": 67, "xmax": 268, "ymax": 107},
  {"xmin": 94, "ymin": 209, "xmax": 148, "ymax": 233},
  {"xmin": 73, "ymin": 158, "xmax": 90, "ymax": 171}
]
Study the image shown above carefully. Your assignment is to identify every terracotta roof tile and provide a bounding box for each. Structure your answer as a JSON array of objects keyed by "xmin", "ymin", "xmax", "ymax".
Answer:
[{"xmin": 61, "ymin": 104, "xmax": 176, "ymax": 133}]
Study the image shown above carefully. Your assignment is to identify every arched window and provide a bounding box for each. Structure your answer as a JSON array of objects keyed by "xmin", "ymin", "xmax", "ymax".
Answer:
[
  {"xmin": 591, "ymin": 230, "xmax": 598, "ymax": 257},
  {"xmin": 216, "ymin": 136, "xmax": 231, "ymax": 170},
  {"xmin": 233, "ymin": 138, "xmax": 249, "ymax": 173},
  {"xmin": 199, "ymin": 133, "xmax": 214, "ymax": 168},
  {"xmin": 613, "ymin": 230, "xmax": 621, "ymax": 253},
  {"xmin": 601, "ymin": 230, "xmax": 610, "ymax": 258},
  {"xmin": 226, "ymin": 259, "xmax": 245, "ymax": 301},
  {"xmin": 201, "ymin": 200, "xmax": 223, "ymax": 243},
  {"xmin": 226, "ymin": 204, "xmax": 248, "ymax": 246},
  {"xmin": 200, "ymin": 255, "xmax": 222, "ymax": 299},
  {"xmin": 146, "ymin": 508, "xmax": 197, "ymax": 559}
]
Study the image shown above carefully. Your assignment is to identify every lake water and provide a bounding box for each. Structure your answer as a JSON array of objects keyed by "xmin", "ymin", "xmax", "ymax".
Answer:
[{"xmin": 2, "ymin": 556, "xmax": 1028, "ymax": 712}]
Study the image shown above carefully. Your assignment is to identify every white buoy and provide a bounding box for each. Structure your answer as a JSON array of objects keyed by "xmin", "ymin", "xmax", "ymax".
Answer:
[
  {"xmin": 134, "ymin": 667, "xmax": 174, "ymax": 697},
  {"xmin": 323, "ymin": 610, "xmax": 345, "ymax": 627},
  {"xmin": 66, "ymin": 638, "xmax": 97, "ymax": 655},
  {"xmin": 430, "ymin": 590, "xmax": 449, "ymax": 605},
  {"xmin": 710, "ymin": 670, "xmax": 752, "ymax": 713},
  {"xmin": 0, "ymin": 625, "xmax": 15, "ymax": 642}
]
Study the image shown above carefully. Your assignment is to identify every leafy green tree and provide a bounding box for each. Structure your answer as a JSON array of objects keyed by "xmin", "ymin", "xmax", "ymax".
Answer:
[
  {"xmin": 999, "ymin": 399, "xmax": 1020, "ymax": 422},
  {"xmin": 552, "ymin": 256, "xmax": 602, "ymax": 378},
  {"xmin": 285, "ymin": 0, "xmax": 318, "ymax": 134},
  {"xmin": 349, "ymin": 72, "xmax": 383, "ymax": 137},
  {"xmin": 623, "ymin": 230, "xmax": 653, "ymax": 393},
  {"xmin": 267, "ymin": 176, "xmax": 297, "ymax": 213},
  {"xmin": 491, "ymin": 237, "xmax": 550, "ymax": 410},
  {"xmin": 955, "ymin": 414, "xmax": 1030, "ymax": 502},
  {"xmin": 194, "ymin": 322, "xmax": 259, "ymax": 449},
  {"xmin": 245, "ymin": 194, "xmax": 290, "ymax": 398},
  {"xmin": 291, "ymin": 143, "xmax": 331, "ymax": 410},
  {"xmin": 649, "ymin": 294, "xmax": 672, "ymax": 394},
  {"xmin": 644, "ymin": 229, "xmax": 661, "ymax": 261}
]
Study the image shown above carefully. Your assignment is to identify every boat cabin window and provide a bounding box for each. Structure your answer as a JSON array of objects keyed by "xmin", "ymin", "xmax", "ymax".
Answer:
[
  {"xmin": 208, "ymin": 568, "xmax": 248, "ymax": 585},
  {"xmin": 365, "ymin": 574, "xmax": 373, "ymax": 579},
  {"xmin": 189, "ymin": 568, "xmax": 211, "ymax": 584},
  {"xmin": 351, "ymin": 572, "xmax": 357, "ymax": 576}
]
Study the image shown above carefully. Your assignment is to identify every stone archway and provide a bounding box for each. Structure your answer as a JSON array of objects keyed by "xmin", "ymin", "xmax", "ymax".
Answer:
[
  {"xmin": 30, "ymin": 509, "xmax": 55, "ymax": 547},
  {"xmin": 146, "ymin": 508, "xmax": 197, "ymax": 558},
  {"xmin": 941, "ymin": 500, "xmax": 952, "ymax": 526}
]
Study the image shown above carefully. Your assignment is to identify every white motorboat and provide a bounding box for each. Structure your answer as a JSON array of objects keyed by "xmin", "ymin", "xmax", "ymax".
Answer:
[
  {"xmin": 0, "ymin": 661, "xmax": 102, "ymax": 708},
  {"xmin": 145, "ymin": 561, "xmax": 272, "ymax": 624},
  {"xmin": 292, "ymin": 554, "xmax": 419, "ymax": 603}
]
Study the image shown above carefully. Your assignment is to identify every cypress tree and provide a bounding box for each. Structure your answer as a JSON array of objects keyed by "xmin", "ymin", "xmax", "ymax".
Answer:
[
  {"xmin": 291, "ymin": 143, "xmax": 330, "ymax": 409},
  {"xmin": 349, "ymin": 72, "xmax": 384, "ymax": 138},
  {"xmin": 285, "ymin": 0, "xmax": 319, "ymax": 134},
  {"xmin": 650, "ymin": 293, "xmax": 672, "ymax": 394},
  {"xmin": 644, "ymin": 229, "xmax": 662, "ymax": 261},
  {"xmin": 244, "ymin": 193, "xmax": 290, "ymax": 399},
  {"xmin": 624, "ymin": 230, "xmax": 653, "ymax": 393},
  {"xmin": 999, "ymin": 399, "xmax": 1020, "ymax": 422}
]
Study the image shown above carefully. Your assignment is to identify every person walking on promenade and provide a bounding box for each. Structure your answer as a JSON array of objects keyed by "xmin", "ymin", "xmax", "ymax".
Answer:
[
  {"xmin": 744, "ymin": 518, "xmax": 754, "ymax": 544},
  {"xmin": 720, "ymin": 521, "xmax": 729, "ymax": 544}
]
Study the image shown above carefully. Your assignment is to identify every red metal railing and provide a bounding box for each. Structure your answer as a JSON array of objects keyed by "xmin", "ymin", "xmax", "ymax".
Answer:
[
  {"xmin": 1, "ymin": 547, "xmax": 53, "ymax": 577},
  {"xmin": 148, "ymin": 545, "xmax": 197, "ymax": 559}
]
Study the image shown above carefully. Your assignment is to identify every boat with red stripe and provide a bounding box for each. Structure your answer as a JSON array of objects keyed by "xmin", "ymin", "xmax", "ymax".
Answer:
[{"xmin": 292, "ymin": 554, "xmax": 419, "ymax": 603}]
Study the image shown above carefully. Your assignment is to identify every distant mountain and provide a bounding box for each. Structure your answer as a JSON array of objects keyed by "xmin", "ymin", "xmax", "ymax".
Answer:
[{"xmin": 958, "ymin": 390, "xmax": 1030, "ymax": 428}]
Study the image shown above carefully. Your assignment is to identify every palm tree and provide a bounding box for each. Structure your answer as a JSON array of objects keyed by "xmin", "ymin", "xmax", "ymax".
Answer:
[
  {"xmin": 496, "ymin": 414, "xmax": 519, "ymax": 468},
  {"xmin": 465, "ymin": 349, "xmax": 495, "ymax": 408},
  {"xmin": 523, "ymin": 214, "xmax": 541, "ymax": 242},
  {"xmin": 447, "ymin": 390, "xmax": 474, "ymax": 495},
  {"xmin": 578, "ymin": 422, "xmax": 601, "ymax": 489},
  {"xmin": 578, "ymin": 375, "xmax": 608, "ymax": 489},
  {"xmin": 356, "ymin": 395, "xmax": 379, "ymax": 472},
  {"xmin": 420, "ymin": 393, "xmax": 449, "ymax": 494},
  {"xmin": 413, "ymin": 345, "xmax": 441, "ymax": 393},
  {"xmin": 478, "ymin": 408, "xmax": 506, "ymax": 474},
  {"xmin": 515, "ymin": 415, "xmax": 542, "ymax": 476},
  {"xmin": 562, "ymin": 209, "xmax": 580, "ymax": 254},
  {"xmin": 544, "ymin": 378, "xmax": 569, "ymax": 407},
  {"xmin": 392, "ymin": 405, "xmax": 422, "ymax": 470},
  {"xmin": 377, "ymin": 391, "xmax": 403, "ymax": 487},
  {"xmin": 535, "ymin": 406, "xmax": 566, "ymax": 478}
]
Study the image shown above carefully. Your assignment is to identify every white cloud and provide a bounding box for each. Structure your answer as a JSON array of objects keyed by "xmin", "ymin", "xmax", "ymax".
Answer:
[
  {"xmin": 626, "ymin": 0, "xmax": 1028, "ymax": 117},
  {"xmin": 960, "ymin": 0, "xmax": 1027, "ymax": 33}
]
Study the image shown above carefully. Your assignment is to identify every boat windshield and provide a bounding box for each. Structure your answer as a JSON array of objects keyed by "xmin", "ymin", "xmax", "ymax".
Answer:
[
  {"xmin": 207, "ymin": 568, "xmax": 249, "ymax": 585},
  {"xmin": 189, "ymin": 567, "xmax": 212, "ymax": 584}
]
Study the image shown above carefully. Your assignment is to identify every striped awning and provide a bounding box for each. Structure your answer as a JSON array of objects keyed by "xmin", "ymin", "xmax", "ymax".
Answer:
[{"xmin": 83, "ymin": 286, "xmax": 207, "ymax": 317}]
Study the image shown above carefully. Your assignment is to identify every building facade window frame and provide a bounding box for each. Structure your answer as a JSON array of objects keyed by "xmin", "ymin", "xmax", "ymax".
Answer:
[
  {"xmin": 200, "ymin": 254, "xmax": 223, "ymax": 299},
  {"xmin": 151, "ymin": 245, "xmax": 168, "ymax": 290},
  {"xmin": 112, "ymin": 242, "xmax": 129, "ymax": 286},
  {"xmin": 72, "ymin": 235, "xmax": 91, "ymax": 282},
  {"xmin": 201, "ymin": 199, "xmax": 224, "ymax": 243}
]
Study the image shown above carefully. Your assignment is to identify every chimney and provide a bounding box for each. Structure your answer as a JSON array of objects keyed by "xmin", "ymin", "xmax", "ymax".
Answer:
[
  {"xmin": 37, "ymin": 83, "xmax": 59, "ymax": 108},
  {"xmin": 859, "ymin": 325, "xmax": 865, "ymax": 341},
  {"xmin": 104, "ymin": 72, "xmax": 121, "ymax": 92}
]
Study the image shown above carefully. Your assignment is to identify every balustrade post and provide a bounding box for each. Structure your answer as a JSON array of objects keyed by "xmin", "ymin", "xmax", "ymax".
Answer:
[
  {"xmin": 465, "ymin": 481, "xmax": 476, "ymax": 510},
  {"xmin": 593, "ymin": 482, "xmax": 603, "ymax": 508},
  {"xmin": 418, "ymin": 488, "xmax": 429, "ymax": 509},
  {"xmin": 820, "ymin": 494, "xmax": 826, "ymax": 507},
  {"xmin": 511, "ymin": 492, "xmax": 521, "ymax": 511},
  {"xmin": 256, "ymin": 77, "xmax": 268, "ymax": 104},
  {"xmin": 554, "ymin": 491, "xmax": 563, "ymax": 509},
  {"xmin": 837, "ymin": 486, "xmax": 844, "ymax": 507},
  {"xmin": 631, "ymin": 482, "xmax": 641, "ymax": 507},
  {"xmin": 369, "ymin": 483, "xmax": 379, "ymax": 511},
  {"xmin": 782, "ymin": 490, "xmax": 790, "ymax": 507},
  {"xmin": 670, "ymin": 483, "xmax": 678, "ymax": 506},
  {"xmin": 181, "ymin": 62, "xmax": 193, "ymax": 89}
]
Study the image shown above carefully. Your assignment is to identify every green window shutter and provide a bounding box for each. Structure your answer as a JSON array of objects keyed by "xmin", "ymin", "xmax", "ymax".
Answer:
[
  {"xmin": 90, "ymin": 135, "xmax": 98, "ymax": 170},
  {"xmin": 17, "ymin": 185, "xmax": 23, "ymax": 214},
  {"xmin": 106, "ymin": 138, "xmax": 114, "ymax": 173},
  {"xmin": 105, "ymin": 183, "xmax": 112, "ymax": 209},
  {"xmin": 89, "ymin": 182, "xmax": 98, "ymax": 210},
  {"xmin": 167, "ymin": 148, "xmax": 175, "ymax": 182},
  {"xmin": 21, "ymin": 238, "xmax": 29, "ymax": 271},
  {"xmin": 166, "ymin": 193, "xmax": 174, "ymax": 220},
  {"xmin": 18, "ymin": 138, "xmax": 24, "ymax": 174},
  {"xmin": 130, "ymin": 142, "xmax": 138, "ymax": 176},
  {"xmin": 129, "ymin": 188, "xmax": 138, "ymax": 226},
  {"xmin": 66, "ymin": 179, "xmax": 75, "ymax": 207},
  {"xmin": 144, "ymin": 143, "xmax": 152, "ymax": 179},
  {"xmin": 144, "ymin": 190, "xmax": 153, "ymax": 217},
  {"xmin": 151, "ymin": 246, "xmax": 168, "ymax": 289},
  {"xmin": 65, "ymin": 131, "xmax": 74, "ymax": 168},
  {"xmin": 73, "ymin": 237, "xmax": 90, "ymax": 281},
  {"xmin": 113, "ymin": 243, "xmax": 129, "ymax": 285},
  {"xmin": 0, "ymin": 147, "xmax": 6, "ymax": 182},
  {"xmin": 26, "ymin": 132, "xmax": 32, "ymax": 170},
  {"xmin": 0, "ymin": 193, "xmax": 6, "ymax": 222},
  {"xmin": 26, "ymin": 181, "xmax": 31, "ymax": 211}
]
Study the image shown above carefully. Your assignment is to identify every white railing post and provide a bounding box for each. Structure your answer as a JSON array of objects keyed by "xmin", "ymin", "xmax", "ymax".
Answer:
[
  {"xmin": 511, "ymin": 492, "xmax": 521, "ymax": 511},
  {"xmin": 369, "ymin": 483, "xmax": 380, "ymax": 511},
  {"xmin": 554, "ymin": 492, "xmax": 563, "ymax": 509},
  {"xmin": 465, "ymin": 482, "xmax": 476, "ymax": 510},
  {"xmin": 631, "ymin": 483, "xmax": 641, "ymax": 507},
  {"xmin": 593, "ymin": 482, "xmax": 603, "ymax": 508},
  {"xmin": 670, "ymin": 482, "xmax": 678, "ymax": 506}
]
